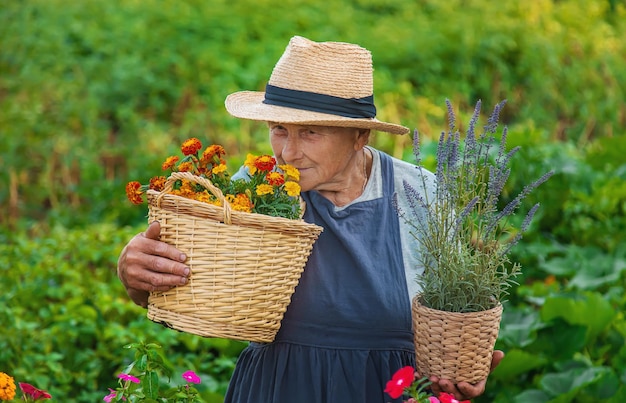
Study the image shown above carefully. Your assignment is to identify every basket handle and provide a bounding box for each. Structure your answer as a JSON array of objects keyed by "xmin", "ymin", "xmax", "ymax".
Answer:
[{"xmin": 157, "ymin": 171, "xmax": 233, "ymax": 225}]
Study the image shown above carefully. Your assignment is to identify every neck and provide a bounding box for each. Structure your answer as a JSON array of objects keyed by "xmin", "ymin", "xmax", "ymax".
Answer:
[{"xmin": 318, "ymin": 148, "xmax": 371, "ymax": 207}]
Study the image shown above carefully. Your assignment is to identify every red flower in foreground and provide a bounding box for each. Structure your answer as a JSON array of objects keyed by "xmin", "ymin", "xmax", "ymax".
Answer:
[
  {"xmin": 384, "ymin": 366, "xmax": 415, "ymax": 399},
  {"xmin": 181, "ymin": 137, "xmax": 202, "ymax": 156},
  {"xmin": 438, "ymin": 392, "xmax": 470, "ymax": 403},
  {"xmin": 265, "ymin": 171, "xmax": 285, "ymax": 187},
  {"xmin": 19, "ymin": 382, "xmax": 52, "ymax": 400},
  {"xmin": 254, "ymin": 155, "xmax": 276, "ymax": 172}
]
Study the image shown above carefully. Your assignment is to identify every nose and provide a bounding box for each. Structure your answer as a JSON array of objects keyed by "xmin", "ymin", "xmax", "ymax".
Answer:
[{"xmin": 280, "ymin": 130, "xmax": 303, "ymax": 163}]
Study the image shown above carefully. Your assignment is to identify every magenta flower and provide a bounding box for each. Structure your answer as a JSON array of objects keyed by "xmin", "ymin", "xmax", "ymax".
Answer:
[
  {"xmin": 103, "ymin": 388, "xmax": 117, "ymax": 402},
  {"xmin": 117, "ymin": 373, "xmax": 140, "ymax": 384},
  {"xmin": 181, "ymin": 370, "xmax": 201, "ymax": 384}
]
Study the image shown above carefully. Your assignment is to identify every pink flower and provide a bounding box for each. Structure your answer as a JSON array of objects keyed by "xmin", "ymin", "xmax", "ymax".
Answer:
[
  {"xmin": 117, "ymin": 373, "xmax": 140, "ymax": 384},
  {"xmin": 429, "ymin": 397, "xmax": 441, "ymax": 403},
  {"xmin": 103, "ymin": 388, "xmax": 126, "ymax": 402},
  {"xmin": 103, "ymin": 388, "xmax": 117, "ymax": 402},
  {"xmin": 384, "ymin": 366, "xmax": 415, "ymax": 399},
  {"xmin": 18, "ymin": 382, "xmax": 52, "ymax": 400},
  {"xmin": 181, "ymin": 370, "xmax": 201, "ymax": 384},
  {"xmin": 438, "ymin": 392, "xmax": 470, "ymax": 403}
]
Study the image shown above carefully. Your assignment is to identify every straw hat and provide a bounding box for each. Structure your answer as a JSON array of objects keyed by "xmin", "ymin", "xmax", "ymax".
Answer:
[{"xmin": 225, "ymin": 36, "xmax": 409, "ymax": 135}]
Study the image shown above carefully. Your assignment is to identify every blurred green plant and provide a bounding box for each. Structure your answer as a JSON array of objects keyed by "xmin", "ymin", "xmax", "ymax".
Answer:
[
  {"xmin": 0, "ymin": 224, "xmax": 245, "ymax": 402},
  {"xmin": 1, "ymin": 0, "xmax": 625, "ymax": 227},
  {"xmin": 1, "ymin": 0, "xmax": 625, "ymax": 401}
]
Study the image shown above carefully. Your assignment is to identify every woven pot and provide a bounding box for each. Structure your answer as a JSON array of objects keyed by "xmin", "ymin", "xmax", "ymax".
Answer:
[
  {"xmin": 146, "ymin": 171, "xmax": 323, "ymax": 343},
  {"xmin": 411, "ymin": 295, "xmax": 503, "ymax": 384}
]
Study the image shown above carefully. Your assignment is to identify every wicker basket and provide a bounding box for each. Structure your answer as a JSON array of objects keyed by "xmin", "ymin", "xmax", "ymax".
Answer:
[
  {"xmin": 145, "ymin": 171, "xmax": 323, "ymax": 343},
  {"xmin": 411, "ymin": 295, "xmax": 503, "ymax": 384}
]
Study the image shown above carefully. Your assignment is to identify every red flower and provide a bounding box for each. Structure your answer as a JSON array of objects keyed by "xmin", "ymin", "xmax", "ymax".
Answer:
[
  {"xmin": 181, "ymin": 138, "xmax": 202, "ymax": 156},
  {"xmin": 19, "ymin": 382, "xmax": 52, "ymax": 400},
  {"xmin": 265, "ymin": 172, "xmax": 285, "ymax": 187},
  {"xmin": 438, "ymin": 392, "xmax": 470, "ymax": 403},
  {"xmin": 384, "ymin": 366, "xmax": 415, "ymax": 399},
  {"xmin": 125, "ymin": 181, "xmax": 144, "ymax": 205},
  {"xmin": 149, "ymin": 176, "xmax": 166, "ymax": 191},
  {"xmin": 254, "ymin": 155, "xmax": 276, "ymax": 172}
]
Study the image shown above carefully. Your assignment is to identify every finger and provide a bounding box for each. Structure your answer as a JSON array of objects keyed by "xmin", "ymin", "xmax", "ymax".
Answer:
[
  {"xmin": 141, "ymin": 231, "xmax": 187, "ymax": 264},
  {"xmin": 438, "ymin": 378, "xmax": 463, "ymax": 399},
  {"xmin": 428, "ymin": 376, "xmax": 442, "ymax": 395},
  {"xmin": 491, "ymin": 350, "xmax": 505, "ymax": 371},
  {"xmin": 124, "ymin": 258, "xmax": 189, "ymax": 290},
  {"xmin": 457, "ymin": 379, "xmax": 486, "ymax": 400},
  {"xmin": 144, "ymin": 220, "xmax": 162, "ymax": 240},
  {"xmin": 133, "ymin": 275, "xmax": 187, "ymax": 293}
]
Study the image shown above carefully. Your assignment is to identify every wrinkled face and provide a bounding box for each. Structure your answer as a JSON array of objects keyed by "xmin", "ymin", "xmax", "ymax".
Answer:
[{"xmin": 268, "ymin": 123, "xmax": 367, "ymax": 192}]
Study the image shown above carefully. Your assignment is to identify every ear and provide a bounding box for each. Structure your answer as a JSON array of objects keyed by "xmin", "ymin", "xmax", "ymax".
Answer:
[{"xmin": 355, "ymin": 128, "xmax": 371, "ymax": 150}]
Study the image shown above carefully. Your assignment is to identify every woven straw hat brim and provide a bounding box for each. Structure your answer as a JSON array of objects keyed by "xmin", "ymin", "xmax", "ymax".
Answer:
[{"xmin": 225, "ymin": 91, "xmax": 410, "ymax": 135}]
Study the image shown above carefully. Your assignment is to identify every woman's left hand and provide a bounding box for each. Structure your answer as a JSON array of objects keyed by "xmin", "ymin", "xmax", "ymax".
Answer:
[{"xmin": 427, "ymin": 350, "xmax": 504, "ymax": 401}]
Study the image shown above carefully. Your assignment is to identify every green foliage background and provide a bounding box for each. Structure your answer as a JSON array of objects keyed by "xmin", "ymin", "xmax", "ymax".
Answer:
[{"xmin": 1, "ymin": 0, "xmax": 625, "ymax": 401}]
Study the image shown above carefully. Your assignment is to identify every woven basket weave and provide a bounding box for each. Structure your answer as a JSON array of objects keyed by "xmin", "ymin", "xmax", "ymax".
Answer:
[
  {"xmin": 411, "ymin": 295, "xmax": 503, "ymax": 384},
  {"xmin": 145, "ymin": 171, "xmax": 323, "ymax": 343}
]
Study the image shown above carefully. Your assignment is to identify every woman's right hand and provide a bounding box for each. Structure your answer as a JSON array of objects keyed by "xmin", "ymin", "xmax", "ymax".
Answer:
[{"xmin": 117, "ymin": 221, "xmax": 190, "ymax": 308}]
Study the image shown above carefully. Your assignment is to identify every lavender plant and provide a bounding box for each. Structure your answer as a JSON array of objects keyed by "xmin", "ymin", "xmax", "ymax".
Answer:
[{"xmin": 398, "ymin": 100, "xmax": 553, "ymax": 313}]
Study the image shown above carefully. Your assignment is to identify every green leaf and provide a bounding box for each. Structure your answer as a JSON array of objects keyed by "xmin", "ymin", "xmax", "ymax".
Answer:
[
  {"xmin": 513, "ymin": 389, "xmax": 551, "ymax": 403},
  {"xmin": 498, "ymin": 308, "xmax": 543, "ymax": 348},
  {"xmin": 490, "ymin": 349, "xmax": 547, "ymax": 381},
  {"xmin": 529, "ymin": 319, "xmax": 587, "ymax": 360},
  {"xmin": 540, "ymin": 367, "xmax": 606, "ymax": 400},
  {"xmin": 541, "ymin": 292, "xmax": 616, "ymax": 341},
  {"xmin": 143, "ymin": 370, "xmax": 160, "ymax": 399}
]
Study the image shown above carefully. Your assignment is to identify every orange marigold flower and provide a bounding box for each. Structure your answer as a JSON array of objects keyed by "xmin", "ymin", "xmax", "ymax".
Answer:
[
  {"xmin": 265, "ymin": 171, "xmax": 285, "ymax": 187},
  {"xmin": 244, "ymin": 153, "xmax": 258, "ymax": 175},
  {"xmin": 178, "ymin": 180, "xmax": 196, "ymax": 197},
  {"xmin": 149, "ymin": 176, "xmax": 166, "ymax": 191},
  {"xmin": 181, "ymin": 137, "xmax": 202, "ymax": 156},
  {"xmin": 0, "ymin": 372, "xmax": 16, "ymax": 401},
  {"xmin": 212, "ymin": 163, "xmax": 228, "ymax": 175},
  {"xmin": 227, "ymin": 193, "xmax": 253, "ymax": 213},
  {"xmin": 177, "ymin": 161, "xmax": 194, "ymax": 172},
  {"xmin": 254, "ymin": 155, "xmax": 276, "ymax": 172},
  {"xmin": 278, "ymin": 164, "xmax": 300, "ymax": 181},
  {"xmin": 162, "ymin": 156, "xmax": 179, "ymax": 170},
  {"xmin": 201, "ymin": 145, "xmax": 226, "ymax": 164},
  {"xmin": 125, "ymin": 181, "xmax": 144, "ymax": 205},
  {"xmin": 256, "ymin": 184, "xmax": 274, "ymax": 196},
  {"xmin": 284, "ymin": 181, "xmax": 301, "ymax": 197}
]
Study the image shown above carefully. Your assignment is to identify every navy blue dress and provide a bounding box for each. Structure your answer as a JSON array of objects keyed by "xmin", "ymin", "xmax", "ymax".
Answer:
[{"xmin": 225, "ymin": 152, "xmax": 415, "ymax": 402}]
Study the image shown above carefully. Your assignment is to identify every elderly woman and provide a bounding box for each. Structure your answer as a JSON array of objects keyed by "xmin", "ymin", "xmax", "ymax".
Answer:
[{"xmin": 117, "ymin": 36, "xmax": 502, "ymax": 402}]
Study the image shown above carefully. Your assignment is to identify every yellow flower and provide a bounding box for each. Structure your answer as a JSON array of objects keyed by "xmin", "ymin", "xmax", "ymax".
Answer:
[
  {"xmin": 193, "ymin": 191, "xmax": 213, "ymax": 204},
  {"xmin": 244, "ymin": 153, "xmax": 258, "ymax": 175},
  {"xmin": 256, "ymin": 184, "xmax": 274, "ymax": 196},
  {"xmin": 0, "ymin": 372, "xmax": 16, "ymax": 401},
  {"xmin": 226, "ymin": 194, "xmax": 253, "ymax": 213},
  {"xmin": 284, "ymin": 181, "xmax": 301, "ymax": 197},
  {"xmin": 278, "ymin": 164, "xmax": 300, "ymax": 181},
  {"xmin": 212, "ymin": 163, "xmax": 228, "ymax": 175}
]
